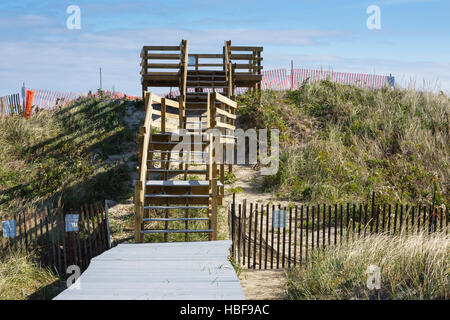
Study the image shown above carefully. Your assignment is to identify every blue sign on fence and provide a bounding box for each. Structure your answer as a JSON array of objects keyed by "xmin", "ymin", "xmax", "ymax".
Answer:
[
  {"xmin": 2, "ymin": 220, "xmax": 17, "ymax": 238},
  {"xmin": 188, "ymin": 56, "xmax": 196, "ymax": 66},
  {"xmin": 387, "ymin": 74, "xmax": 395, "ymax": 87},
  {"xmin": 65, "ymin": 214, "xmax": 79, "ymax": 232},
  {"xmin": 272, "ymin": 210, "xmax": 286, "ymax": 229}
]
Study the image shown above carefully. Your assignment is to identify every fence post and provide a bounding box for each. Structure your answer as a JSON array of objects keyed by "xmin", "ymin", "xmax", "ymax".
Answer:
[
  {"xmin": 231, "ymin": 193, "xmax": 235, "ymax": 259},
  {"xmin": 105, "ymin": 200, "xmax": 112, "ymax": 249},
  {"xmin": 290, "ymin": 60, "xmax": 294, "ymax": 90},
  {"xmin": 371, "ymin": 192, "xmax": 375, "ymax": 234}
]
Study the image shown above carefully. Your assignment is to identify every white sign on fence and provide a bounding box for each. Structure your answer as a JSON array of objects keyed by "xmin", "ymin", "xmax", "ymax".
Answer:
[
  {"xmin": 272, "ymin": 210, "xmax": 286, "ymax": 229},
  {"xmin": 65, "ymin": 214, "xmax": 79, "ymax": 232},
  {"xmin": 2, "ymin": 220, "xmax": 16, "ymax": 238}
]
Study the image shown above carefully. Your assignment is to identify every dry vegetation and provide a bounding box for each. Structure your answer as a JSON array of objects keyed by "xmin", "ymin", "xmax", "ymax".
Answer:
[
  {"xmin": 0, "ymin": 252, "xmax": 59, "ymax": 300},
  {"xmin": 0, "ymin": 94, "xmax": 141, "ymax": 216},
  {"xmin": 285, "ymin": 231, "xmax": 449, "ymax": 300}
]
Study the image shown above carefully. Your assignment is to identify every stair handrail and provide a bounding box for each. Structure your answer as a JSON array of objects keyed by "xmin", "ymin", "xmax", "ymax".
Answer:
[
  {"xmin": 135, "ymin": 92, "xmax": 158, "ymax": 242},
  {"xmin": 210, "ymin": 92, "xmax": 237, "ymax": 131},
  {"xmin": 134, "ymin": 92, "xmax": 185, "ymax": 242},
  {"xmin": 208, "ymin": 132, "xmax": 218, "ymax": 241}
]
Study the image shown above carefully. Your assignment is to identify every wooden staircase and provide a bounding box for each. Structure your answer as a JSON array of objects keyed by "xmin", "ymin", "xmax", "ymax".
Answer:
[{"xmin": 136, "ymin": 40, "xmax": 262, "ymax": 243}]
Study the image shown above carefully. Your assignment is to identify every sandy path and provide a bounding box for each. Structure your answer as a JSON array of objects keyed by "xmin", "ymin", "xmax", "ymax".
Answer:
[{"xmin": 239, "ymin": 269, "xmax": 286, "ymax": 300}]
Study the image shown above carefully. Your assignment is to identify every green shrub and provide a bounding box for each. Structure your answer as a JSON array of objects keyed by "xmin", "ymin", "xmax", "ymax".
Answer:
[
  {"xmin": 0, "ymin": 97, "xmax": 136, "ymax": 215},
  {"xmin": 237, "ymin": 82, "xmax": 449, "ymax": 205}
]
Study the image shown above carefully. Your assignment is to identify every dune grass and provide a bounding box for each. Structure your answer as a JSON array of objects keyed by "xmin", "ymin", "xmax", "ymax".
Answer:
[
  {"xmin": 0, "ymin": 252, "xmax": 59, "ymax": 300},
  {"xmin": 0, "ymin": 96, "xmax": 141, "ymax": 216},
  {"xmin": 237, "ymin": 81, "xmax": 449, "ymax": 205},
  {"xmin": 285, "ymin": 231, "xmax": 449, "ymax": 300}
]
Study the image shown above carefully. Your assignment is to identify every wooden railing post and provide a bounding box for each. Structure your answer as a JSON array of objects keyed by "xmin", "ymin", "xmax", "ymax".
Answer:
[
  {"xmin": 208, "ymin": 132, "xmax": 218, "ymax": 241},
  {"xmin": 161, "ymin": 98, "xmax": 166, "ymax": 133},
  {"xmin": 228, "ymin": 62, "xmax": 233, "ymax": 98},
  {"xmin": 256, "ymin": 50, "xmax": 262, "ymax": 102},
  {"xmin": 178, "ymin": 95, "xmax": 185, "ymax": 129},
  {"xmin": 140, "ymin": 47, "xmax": 148, "ymax": 99},
  {"xmin": 210, "ymin": 93, "xmax": 217, "ymax": 129},
  {"xmin": 181, "ymin": 40, "xmax": 189, "ymax": 99}
]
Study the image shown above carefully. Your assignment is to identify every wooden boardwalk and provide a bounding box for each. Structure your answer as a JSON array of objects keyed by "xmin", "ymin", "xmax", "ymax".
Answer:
[{"xmin": 54, "ymin": 240, "xmax": 245, "ymax": 300}]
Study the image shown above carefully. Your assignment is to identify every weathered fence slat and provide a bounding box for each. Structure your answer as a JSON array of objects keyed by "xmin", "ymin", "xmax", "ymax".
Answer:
[
  {"xmin": 265, "ymin": 204, "xmax": 269, "ymax": 269},
  {"xmin": 253, "ymin": 204, "xmax": 258, "ymax": 269},
  {"xmin": 293, "ymin": 206, "xmax": 298, "ymax": 267},
  {"xmin": 248, "ymin": 203, "xmax": 253, "ymax": 268},
  {"xmin": 242, "ymin": 201, "xmax": 246, "ymax": 266},
  {"xmin": 238, "ymin": 204, "xmax": 242, "ymax": 265},
  {"xmin": 259, "ymin": 204, "xmax": 263, "ymax": 270},
  {"xmin": 1, "ymin": 204, "xmax": 109, "ymax": 278},
  {"xmin": 282, "ymin": 206, "xmax": 286, "ymax": 269},
  {"xmin": 231, "ymin": 198, "xmax": 448, "ymax": 270}
]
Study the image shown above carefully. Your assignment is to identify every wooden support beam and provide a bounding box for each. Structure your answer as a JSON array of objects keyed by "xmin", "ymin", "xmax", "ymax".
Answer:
[
  {"xmin": 147, "ymin": 53, "xmax": 181, "ymax": 59},
  {"xmin": 161, "ymin": 98, "xmax": 166, "ymax": 133},
  {"xmin": 142, "ymin": 45, "xmax": 181, "ymax": 51}
]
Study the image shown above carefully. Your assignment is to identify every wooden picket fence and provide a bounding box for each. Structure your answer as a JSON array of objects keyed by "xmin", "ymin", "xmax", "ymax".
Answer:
[
  {"xmin": 229, "ymin": 194, "xmax": 448, "ymax": 269},
  {"xmin": 0, "ymin": 203, "xmax": 110, "ymax": 276},
  {"xmin": 0, "ymin": 93, "xmax": 22, "ymax": 116}
]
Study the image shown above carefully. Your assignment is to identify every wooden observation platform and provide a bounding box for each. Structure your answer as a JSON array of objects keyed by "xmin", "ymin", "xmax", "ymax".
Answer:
[{"xmin": 135, "ymin": 40, "xmax": 263, "ymax": 242}]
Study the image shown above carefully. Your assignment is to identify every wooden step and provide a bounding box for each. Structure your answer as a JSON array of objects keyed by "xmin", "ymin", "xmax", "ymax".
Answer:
[
  {"xmin": 147, "ymin": 53, "xmax": 180, "ymax": 59},
  {"xmin": 144, "ymin": 193, "xmax": 210, "ymax": 205},
  {"xmin": 186, "ymin": 82, "xmax": 227, "ymax": 87},
  {"xmin": 144, "ymin": 194, "xmax": 210, "ymax": 206},
  {"xmin": 185, "ymin": 119, "xmax": 207, "ymax": 123},
  {"xmin": 146, "ymin": 181, "xmax": 223, "ymax": 187},
  {"xmin": 148, "ymin": 159, "xmax": 205, "ymax": 164},
  {"xmin": 186, "ymin": 95, "xmax": 226, "ymax": 103},
  {"xmin": 150, "ymin": 134, "xmax": 210, "ymax": 142},
  {"xmin": 143, "ymin": 218, "xmax": 209, "ymax": 222},
  {"xmin": 186, "ymin": 101, "xmax": 221, "ymax": 105},
  {"xmin": 185, "ymin": 105, "xmax": 208, "ymax": 110},
  {"xmin": 148, "ymin": 150, "xmax": 206, "ymax": 155},
  {"xmin": 151, "ymin": 132, "xmax": 209, "ymax": 139},
  {"xmin": 187, "ymin": 70, "xmax": 225, "ymax": 75},
  {"xmin": 186, "ymin": 92, "xmax": 215, "ymax": 97},
  {"xmin": 145, "ymin": 194, "xmax": 209, "ymax": 198},
  {"xmin": 143, "ymin": 205, "xmax": 208, "ymax": 210},
  {"xmin": 187, "ymin": 73, "xmax": 226, "ymax": 77},
  {"xmin": 186, "ymin": 80, "xmax": 226, "ymax": 85},
  {"xmin": 187, "ymin": 85, "xmax": 228, "ymax": 89},
  {"xmin": 149, "ymin": 142, "xmax": 208, "ymax": 151},
  {"xmin": 150, "ymin": 141, "xmax": 207, "ymax": 146},
  {"xmin": 141, "ymin": 229, "xmax": 213, "ymax": 234},
  {"xmin": 145, "ymin": 180, "xmax": 223, "ymax": 195}
]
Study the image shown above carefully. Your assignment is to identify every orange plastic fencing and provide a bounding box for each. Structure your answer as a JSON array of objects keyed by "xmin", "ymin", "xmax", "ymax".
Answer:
[{"xmin": 24, "ymin": 90, "xmax": 34, "ymax": 119}]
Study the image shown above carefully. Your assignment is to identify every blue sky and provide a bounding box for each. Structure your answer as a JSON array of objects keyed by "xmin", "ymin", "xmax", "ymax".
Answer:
[{"xmin": 0, "ymin": 0, "xmax": 449, "ymax": 96}]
